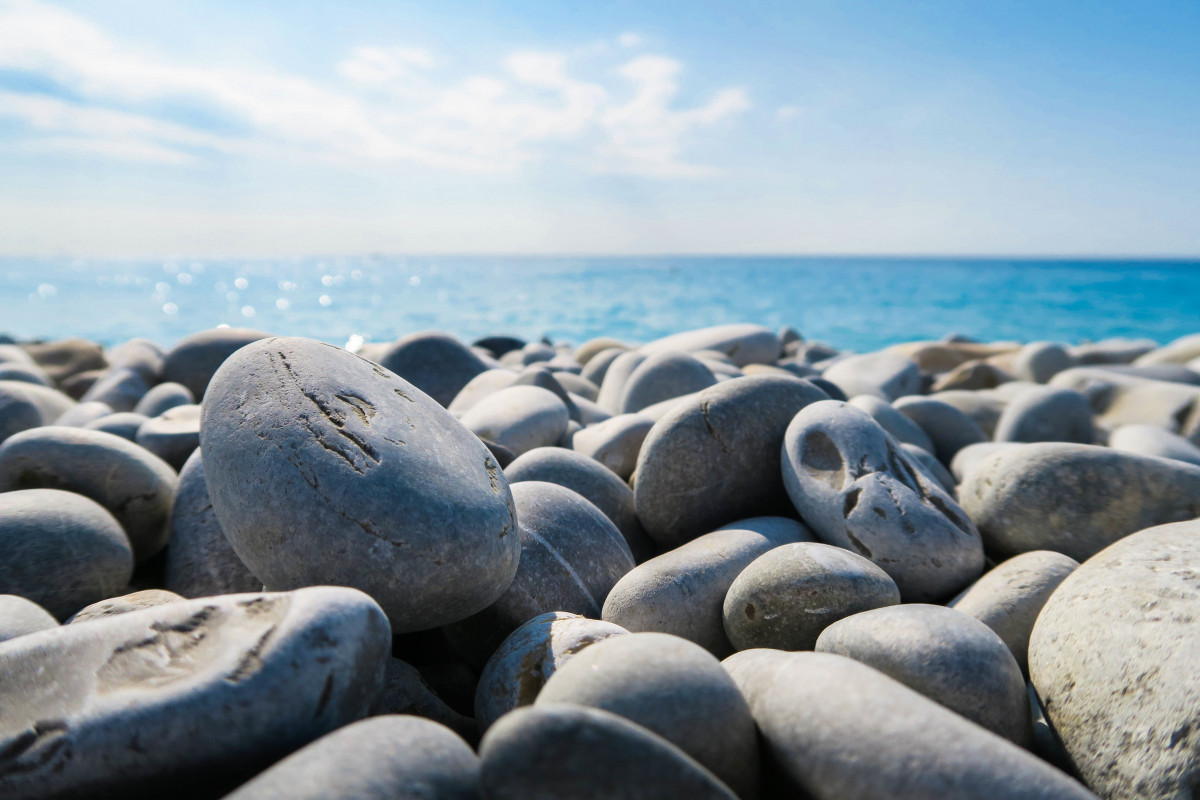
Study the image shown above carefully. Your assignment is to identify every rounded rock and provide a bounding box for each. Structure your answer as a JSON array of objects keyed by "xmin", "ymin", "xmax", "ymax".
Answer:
[
  {"xmin": 0, "ymin": 382, "xmax": 46, "ymax": 444},
  {"xmin": 1013, "ymin": 341, "xmax": 1076, "ymax": 383},
  {"xmin": 460, "ymin": 385, "xmax": 570, "ymax": 459},
  {"xmin": 379, "ymin": 331, "xmax": 492, "ymax": 408},
  {"xmin": 618, "ymin": 352, "xmax": 718, "ymax": 414},
  {"xmin": 1108, "ymin": 423, "xmax": 1200, "ymax": 466},
  {"xmin": 0, "ymin": 594, "xmax": 59, "ymax": 643},
  {"xmin": 162, "ymin": 327, "xmax": 271, "ymax": 400},
  {"xmin": 83, "ymin": 410, "xmax": 149, "ymax": 440},
  {"xmin": 823, "ymin": 352, "xmax": 923, "ymax": 400},
  {"xmin": 893, "ymin": 395, "xmax": 988, "ymax": 466},
  {"xmin": 848, "ymin": 394, "xmax": 935, "ymax": 452},
  {"xmin": 133, "ymin": 381, "xmax": 195, "ymax": 417},
  {"xmin": 640, "ymin": 324, "xmax": 780, "ymax": 368},
  {"xmin": 570, "ymin": 413, "xmax": 654, "ymax": 480},
  {"xmin": 66, "ymin": 588, "xmax": 183, "ymax": 624},
  {"xmin": 136, "ymin": 403, "xmax": 201, "ymax": 471},
  {"xmin": 993, "ymin": 386, "xmax": 1095, "ymax": 444},
  {"xmin": 80, "ymin": 366, "xmax": 149, "ymax": 412}
]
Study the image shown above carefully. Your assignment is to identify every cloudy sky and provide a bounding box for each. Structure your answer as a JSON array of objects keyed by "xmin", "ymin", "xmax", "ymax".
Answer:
[{"xmin": 1, "ymin": 0, "xmax": 1198, "ymax": 256}]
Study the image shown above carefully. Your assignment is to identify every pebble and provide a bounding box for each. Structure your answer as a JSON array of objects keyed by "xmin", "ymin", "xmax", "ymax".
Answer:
[
  {"xmin": 848, "ymin": 393, "xmax": 936, "ymax": 451},
  {"xmin": 1012, "ymin": 341, "xmax": 1077, "ymax": 383},
  {"xmin": 723, "ymin": 541, "xmax": 901, "ymax": 652},
  {"xmin": 83, "ymin": 410, "xmax": 149, "ymax": 440},
  {"xmin": 66, "ymin": 588, "xmax": 184, "ymax": 624},
  {"xmin": 902, "ymin": 441, "xmax": 958, "ymax": 493},
  {"xmin": 199, "ymin": 336, "xmax": 520, "ymax": 632},
  {"xmin": 579, "ymin": 345, "xmax": 626, "ymax": 386},
  {"xmin": 21, "ymin": 337, "xmax": 106, "ymax": 385},
  {"xmin": 447, "ymin": 367, "xmax": 519, "ymax": 416},
  {"xmin": 378, "ymin": 331, "xmax": 494, "ymax": 408},
  {"xmin": 823, "ymin": 351, "xmax": 923, "ymax": 400},
  {"xmin": 54, "ymin": 400, "xmax": 114, "ymax": 427},
  {"xmin": 639, "ymin": 323, "xmax": 780, "ymax": 367},
  {"xmin": 0, "ymin": 362, "xmax": 51, "ymax": 385},
  {"xmin": 893, "ymin": 395, "xmax": 988, "ymax": 465},
  {"xmin": 569, "ymin": 412, "xmax": 654, "ymax": 479},
  {"xmin": 0, "ymin": 381, "xmax": 48, "ymax": 444},
  {"xmin": 596, "ymin": 350, "xmax": 648, "ymax": 413},
  {"xmin": 460, "ymin": 384, "xmax": 571, "ymax": 458},
  {"xmin": 133, "ymin": 380, "xmax": 195, "ymax": 417},
  {"xmin": 80, "ymin": 366, "xmax": 149, "ymax": 412},
  {"xmin": 1050, "ymin": 367, "xmax": 1200, "ymax": 441},
  {"xmin": 574, "ymin": 337, "xmax": 628, "ymax": 365},
  {"xmin": 992, "ymin": 385, "xmax": 1095, "ymax": 443},
  {"xmin": 369, "ymin": 658, "xmax": 476, "ymax": 742},
  {"xmin": 1135, "ymin": 331, "xmax": 1200, "ymax": 365},
  {"xmin": 161, "ymin": 327, "xmax": 271, "ymax": 399},
  {"xmin": 929, "ymin": 388, "xmax": 1008, "ymax": 437},
  {"xmin": 618, "ymin": 351, "xmax": 718, "ymax": 414},
  {"xmin": 0, "ymin": 593, "xmax": 59, "ymax": 643},
  {"xmin": 136, "ymin": 403, "xmax": 201, "ymax": 470},
  {"xmin": 1108, "ymin": 422, "xmax": 1200, "ymax": 466}
]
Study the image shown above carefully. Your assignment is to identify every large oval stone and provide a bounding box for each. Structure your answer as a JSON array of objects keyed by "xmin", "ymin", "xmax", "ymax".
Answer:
[{"xmin": 199, "ymin": 337, "xmax": 520, "ymax": 633}]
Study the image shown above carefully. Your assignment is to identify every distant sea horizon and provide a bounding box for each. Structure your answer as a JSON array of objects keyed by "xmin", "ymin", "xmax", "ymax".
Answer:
[{"xmin": 3, "ymin": 255, "xmax": 1198, "ymax": 354}]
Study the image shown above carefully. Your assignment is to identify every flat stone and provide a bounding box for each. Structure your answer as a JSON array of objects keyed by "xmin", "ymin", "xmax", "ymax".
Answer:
[
  {"xmin": 723, "ymin": 542, "xmax": 900, "ymax": 652},
  {"xmin": 1109, "ymin": 423, "xmax": 1200, "ymax": 466},
  {"xmin": 634, "ymin": 375, "xmax": 828, "ymax": 549},
  {"xmin": 0, "ymin": 587, "xmax": 390, "ymax": 800},
  {"xmin": 0, "ymin": 594, "xmax": 58, "ymax": 643},
  {"xmin": 1030, "ymin": 520, "xmax": 1200, "ymax": 800},
  {"xmin": 536, "ymin": 632, "xmax": 759, "ymax": 799},
  {"xmin": 474, "ymin": 611, "xmax": 629, "ymax": 732},
  {"xmin": 603, "ymin": 517, "xmax": 813, "ymax": 657},
  {"xmin": 0, "ymin": 426, "xmax": 177, "ymax": 563},
  {"xmin": 199, "ymin": 337, "xmax": 520, "ymax": 633},
  {"xmin": 959, "ymin": 442, "xmax": 1200, "ymax": 561},
  {"xmin": 949, "ymin": 550, "xmax": 1079, "ymax": 674},
  {"xmin": 136, "ymin": 403, "xmax": 201, "ymax": 470},
  {"xmin": 480, "ymin": 704, "xmax": 738, "ymax": 800},
  {"xmin": 782, "ymin": 400, "xmax": 984, "ymax": 601},
  {"xmin": 993, "ymin": 386, "xmax": 1095, "ymax": 444},
  {"xmin": 162, "ymin": 327, "xmax": 271, "ymax": 400},
  {"xmin": 460, "ymin": 385, "xmax": 570, "ymax": 459},
  {"xmin": 722, "ymin": 650, "xmax": 1096, "ymax": 800},
  {"xmin": 640, "ymin": 324, "xmax": 780, "ymax": 368},
  {"xmin": 133, "ymin": 381, "xmax": 194, "ymax": 417},
  {"xmin": 823, "ymin": 352, "xmax": 923, "ymax": 400},
  {"xmin": 66, "ymin": 588, "xmax": 184, "ymax": 624},
  {"xmin": 618, "ymin": 352, "xmax": 718, "ymax": 414},
  {"xmin": 894, "ymin": 395, "xmax": 988, "ymax": 466}
]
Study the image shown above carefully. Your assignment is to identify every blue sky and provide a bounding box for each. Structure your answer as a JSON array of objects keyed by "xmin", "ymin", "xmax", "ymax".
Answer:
[{"xmin": 1, "ymin": 0, "xmax": 1197, "ymax": 256}]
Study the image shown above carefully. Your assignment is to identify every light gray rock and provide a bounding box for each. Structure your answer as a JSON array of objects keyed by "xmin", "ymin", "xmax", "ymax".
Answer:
[
  {"xmin": 475, "ymin": 612, "xmax": 629, "ymax": 732},
  {"xmin": 162, "ymin": 327, "xmax": 272, "ymax": 400},
  {"xmin": 815, "ymin": 604, "xmax": 1031, "ymax": 745},
  {"xmin": 443, "ymin": 482, "xmax": 634, "ymax": 667},
  {"xmin": 723, "ymin": 542, "xmax": 900, "ymax": 652},
  {"xmin": 506, "ymin": 446, "xmax": 654, "ymax": 561},
  {"xmin": 377, "ymin": 331, "xmax": 492, "ymax": 408},
  {"xmin": 84, "ymin": 410, "xmax": 149, "ymax": 440},
  {"xmin": 1051, "ymin": 367, "xmax": 1200, "ymax": 443},
  {"xmin": 164, "ymin": 449, "xmax": 261, "ymax": 599},
  {"xmin": 580, "ymin": 346, "xmax": 626, "ymax": 387},
  {"xmin": 1109, "ymin": 423, "xmax": 1200, "ymax": 466},
  {"xmin": 635, "ymin": 375, "xmax": 828, "ymax": 549},
  {"xmin": 80, "ymin": 366, "xmax": 150, "ymax": 412},
  {"xmin": 0, "ymin": 426, "xmax": 177, "ymax": 563},
  {"xmin": 723, "ymin": 650, "xmax": 1097, "ymax": 800},
  {"xmin": 136, "ymin": 403, "xmax": 201, "ymax": 470},
  {"xmin": 637, "ymin": 390, "xmax": 701, "ymax": 421},
  {"xmin": 823, "ymin": 352, "xmax": 923, "ymax": 400},
  {"xmin": 894, "ymin": 395, "xmax": 988, "ymax": 465},
  {"xmin": 512, "ymin": 365, "xmax": 580, "ymax": 421},
  {"xmin": 959, "ymin": 442, "xmax": 1200, "ymax": 561},
  {"xmin": 66, "ymin": 588, "xmax": 183, "ymax": 624},
  {"xmin": 640, "ymin": 324, "xmax": 780, "ymax": 368},
  {"xmin": 369, "ymin": 658, "xmax": 476, "ymax": 743},
  {"xmin": 536, "ymin": 632, "xmax": 759, "ymax": 799},
  {"xmin": 993, "ymin": 386, "xmax": 1095, "ymax": 444},
  {"xmin": 481, "ymin": 704, "xmax": 738, "ymax": 800},
  {"xmin": 0, "ymin": 587, "xmax": 390, "ymax": 800},
  {"xmin": 949, "ymin": 551, "xmax": 1079, "ymax": 674},
  {"xmin": 199, "ymin": 337, "xmax": 520, "ymax": 633},
  {"xmin": 931, "ymin": 389, "xmax": 1009, "ymax": 438},
  {"xmin": 1030, "ymin": 520, "xmax": 1200, "ymax": 800},
  {"xmin": 950, "ymin": 441, "xmax": 1023, "ymax": 482},
  {"xmin": 461, "ymin": 385, "xmax": 570, "ymax": 458},
  {"xmin": 55, "ymin": 400, "xmax": 114, "ymax": 427},
  {"xmin": 848, "ymin": 394, "xmax": 935, "ymax": 451},
  {"xmin": 0, "ymin": 382, "xmax": 48, "ymax": 444},
  {"xmin": 105, "ymin": 337, "xmax": 164, "ymax": 383},
  {"xmin": 447, "ymin": 368, "xmax": 519, "ymax": 417},
  {"xmin": 224, "ymin": 715, "xmax": 480, "ymax": 800},
  {"xmin": 903, "ymin": 442, "xmax": 958, "ymax": 493},
  {"xmin": 566, "ymin": 391, "xmax": 610, "ymax": 425},
  {"xmin": 1135, "ymin": 332, "xmax": 1200, "ymax": 365},
  {"xmin": 555, "ymin": 371, "xmax": 600, "ymax": 401},
  {"xmin": 603, "ymin": 517, "xmax": 813, "ymax": 657},
  {"xmin": 1013, "ymin": 341, "xmax": 1077, "ymax": 383},
  {"xmin": 618, "ymin": 352, "xmax": 718, "ymax": 414},
  {"xmin": 21, "ymin": 337, "xmax": 106, "ymax": 385},
  {"xmin": 0, "ymin": 362, "xmax": 51, "ymax": 386},
  {"xmin": 0, "ymin": 594, "xmax": 58, "ymax": 643},
  {"xmin": 597, "ymin": 351, "xmax": 648, "ymax": 413},
  {"xmin": 782, "ymin": 400, "xmax": 984, "ymax": 601},
  {"xmin": 2, "ymin": 380, "xmax": 74, "ymax": 422},
  {"xmin": 1072, "ymin": 337, "xmax": 1157, "ymax": 365},
  {"xmin": 933, "ymin": 360, "xmax": 1014, "ymax": 391},
  {"xmin": 133, "ymin": 381, "xmax": 194, "ymax": 417},
  {"xmin": 575, "ymin": 337, "xmax": 628, "ymax": 365}
]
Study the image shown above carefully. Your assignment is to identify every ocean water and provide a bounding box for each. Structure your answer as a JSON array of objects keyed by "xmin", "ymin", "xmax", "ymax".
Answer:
[{"xmin": 2, "ymin": 256, "xmax": 1198, "ymax": 353}]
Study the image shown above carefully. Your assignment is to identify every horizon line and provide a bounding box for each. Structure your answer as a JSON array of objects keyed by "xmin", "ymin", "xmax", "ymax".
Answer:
[{"xmin": 3, "ymin": 251, "xmax": 1200, "ymax": 262}]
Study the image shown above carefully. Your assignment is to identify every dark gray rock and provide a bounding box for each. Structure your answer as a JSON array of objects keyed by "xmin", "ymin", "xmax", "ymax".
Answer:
[
  {"xmin": 634, "ymin": 375, "xmax": 828, "ymax": 549},
  {"xmin": 21, "ymin": 337, "xmax": 106, "ymax": 385},
  {"xmin": 0, "ymin": 382, "xmax": 47, "ymax": 444},
  {"xmin": 481, "ymin": 704, "xmax": 737, "ymax": 800},
  {"xmin": 369, "ymin": 659, "xmax": 476, "ymax": 744},
  {"xmin": 136, "ymin": 403, "xmax": 201, "ymax": 470},
  {"xmin": 782, "ymin": 400, "xmax": 984, "ymax": 601},
  {"xmin": 723, "ymin": 650, "xmax": 1097, "ymax": 800},
  {"xmin": 571, "ymin": 413, "xmax": 654, "ymax": 480},
  {"xmin": 474, "ymin": 335, "xmax": 526, "ymax": 358},
  {"xmin": 0, "ymin": 362, "xmax": 50, "ymax": 386},
  {"xmin": 723, "ymin": 542, "xmax": 900, "ymax": 652},
  {"xmin": 133, "ymin": 381, "xmax": 194, "ymax": 417},
  {"xmin": 536, "ymin": 632, "xmax": 759, "ymax": 799},
  {"xmin": 1030, "ymin": 520, "xmax": 1200, "ymax": 800},
  {"xmin": 162, "ymin": 327, "xmax": 271, "ymax": 400},
  {"xmin": 66, "ymin": 588, "xmax": 183, "ymax": 624},
  {"xmin": 618, "ymin": 352, "xmax": 718, "ymax": 414},
  {"xmin": 993, "ymin": 386, "xmax": 1095, "ymax": 444},
  {"xmin": 0, "ymin": 587, "xmax": 390, "ymax": 800},
  {"xmin": 460, "ymin": 385, "xmax": 570, "ymax": 458},
  {"xmin": 443, "ymin": 481, "xmax": 634, "ymax": 666},
  {"xmin": 0, "ymin": 594, "xmax": 59, "ymax": 643},
  {"xmin": 377, "ymin": 331, "xmax": 492, "ymax": 408},
  {"xmin": 199, "ymin": 337, "xmax": 520, "ymax": 633},
  {"xmin": 640, "ymin": 324, "xmax": 780, "ymax": 368},
  {"xmin": 0, "ymin": 426, "xmax": 177, "ymax": 563},
  {"xmin": 959, "ymin": 442, "xmax": 1200, "ymax": 561},
  {"xmin": 84, "ymin": 410, "xmax": 149, "ymax": 440},
  {"xmin": 1108, "ymin": 423, "xmax": 1200, "ymax": 466},
  {"xmin": 602, "ymin": 517, "xmax": 813, "ymax": 657},
  {"xmin": 80, "ymin": 366, "xmax": 149, "ymax": 412},
  {"xmin": 823, "ymin": 352, "xmax": 922, "ymax": 400},
  {"xmin": 894, "ymin": 395, "xmax": 988, "ymax": 466}
]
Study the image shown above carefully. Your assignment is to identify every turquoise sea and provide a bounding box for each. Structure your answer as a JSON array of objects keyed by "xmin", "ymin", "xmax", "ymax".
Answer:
[{"xmin": 2, "ymin": 256, "xmax": 1198, "ymax": 352}]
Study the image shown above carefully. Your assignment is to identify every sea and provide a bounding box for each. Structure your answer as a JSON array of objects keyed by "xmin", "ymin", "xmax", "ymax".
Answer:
[{"xmin": 2, "ymin": 256, "xmax": 1198, "ymax": 353}]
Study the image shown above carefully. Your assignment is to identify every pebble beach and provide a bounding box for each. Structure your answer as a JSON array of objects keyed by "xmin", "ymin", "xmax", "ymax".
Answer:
[{"xmin": 2, "ymin": 321, "xmax": 1200, "ymax": 799}]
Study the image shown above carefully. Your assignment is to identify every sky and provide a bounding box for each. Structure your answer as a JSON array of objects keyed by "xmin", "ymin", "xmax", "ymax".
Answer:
[{"xmin": 0, "ymin": 0, "xmax": 1198, "ymax": 257}]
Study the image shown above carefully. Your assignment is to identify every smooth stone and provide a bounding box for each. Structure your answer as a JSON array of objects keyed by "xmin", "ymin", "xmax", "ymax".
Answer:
[
  {"xmin": 21, "ymin": 337, "xmax": 106, "ymax": 384},
  {"xmin": 933, "ymin": 360, "xmax": 1014, "ymax": 391},
  {"xmin": 959, "ymin": 442, "xmax": 1200, "ymax": 561},
  {"xmin": 536, "ymin": 632, "xmax": 759, "ymax": 799},
  {"xmin": 480, "ymin": 704, "xmax": 737, "ymax": 800},
  {"xmin": 0, "ymin": 426, "xmax": 177, "ymax": 563},
  {"xmin": 84, "ymin": 410, "xmax": 149, "ymax": 440},
  {"xmin": 66, "ymin": 588, "xmax": 184, "ymax": 624},
  {"xmin": 0, "ymin": 345, "xmax": 35, "ymax": 365},
  {"xmin": 603, "ymin": 517, "xmax": 813, "ymax": 657},
  {"xmin": 815, "ymin": 604, "xmax": 1031, "ymax": 745},
  {"xmin": 224, "ymin": 715, "xmax": 479, "ymax": 800},
  {"xmin": 1094, "ymin": 363, "xmax": 1200, "ymax": 385},
  {"xmin": 823, "ymin": 352, "xmax": 923, "ymax": 400},
  {"xmin": 199, "ymin": 337, "xmax": 520, "ymax": 633},
  {"xmin": 782, "ymin": 400, "xmax": 984, "ymax": 601},
  {"xmin": 0, "ymin": 382, "xmax": 48, "ymax": 444},
  {"xmin": 376, "ymin": 331, "xmax": 492, "ymax": 408},
  {"xmin": 447, "ymin": 368, "xmax": 519, "ymax": 417},
  {"xmin": 1030, "ymin": 521, "xmax": 1200, "ymax": 800},
  {"xmin": 1072, "ymin": 337, "xmax": 1157, "ymax": 365},
  {"xmin": 105, "ymin": 337, "xmax": 164, "ymax": 382},
  {"xmin": 461, "ymin": 385, "xmax": 570, "ymax": 458},
  {"xmin": 518, "ymin": 341, "xmax": 557, "ymax": 366},
  {"xmin": 596, "ymin": 351, "xmax": 648, "ymax": 413},
  {"xmin": 993, "ymin": 386, "xmax": 1095, "ymax": 444},
  {"xmin": 902, "ymin": 442, "xmax": 958, "ymax": 493},
  {"xmin": 369, "ymin": 659, "xmax": 476, "ymax": 744},
  {"xmin": 0, "ymin": 362, "xmax": 51, "ymax": 386},
  {"xmin": 474, "ymin": 611, "xmax": 629, "ymax": 732},
  {"xmin": 723, "ymin": 650, "xmax": 1097, "ymax": 800},
  {"xmin": 554, "ymin": 371, "xmax": 600, "ymax": 401},
  {"xmin": 848, "ymin": 394, "xmax": 935, "ymax": 451},
  {"xmin": 512, "ymin": 366, "xmax": 580, "ymax": 421},
  {"xmin": 950, "ymin": 441, "xmax": 1023, "ymax": 482},
  {"xmin": 1013, "ymin": 341, "xmax": 1077, "ymax": 383},
  {"xmin": 618, "ymin": 352, "xmax": 718, "ymax": 414},
  {"xmin": 640, "ymin": 324, "xmax": 780, "ymax": 368},
  {"xmin": 1051, "ymin": 367, "xmax": 1200, "ymax": 443},
  {"xmin": 133, "ymin": 381, "xmax": 195, "ymax": 417},
  {"xmin": 637, "ymin": 390, "xmax": 700, "ymax": 421},
  {"xmin": 1109, "ymin": 423, "xmax": 1200, "ymax": 466},
  {"xmin": 136, "ymin": 403, "xmax": 201, "ymax": 470},
  {"xmin": 723, "ymin": 541, "xmax": 900, "ymax": 652},
  {"xmin": 893, "ymin": 395, "xmax": 988, "ymax": 465},
  {"xmin": 0, "ymin": 587, "xmax": 390, "ymax": 800},
  {"xmin": 1135, "ymin": 331, "xmax": 1200, "ymax": 365},
  {"xmin": 55, "ymin": 400, "xmax": 114, "ymax": 427},
  {"xmin": 575, "ymin": 337, "xmax": 628, "ymax": 365},
  {"xmin": 162, "ymin": 327, "xmax": 271, "ymax": 400},
  {"xmin": 80, "ymin": 366, "xmax": 149, "ymax": 412},
  {"xmin": 13, "ymin": 382, "xmax": 77, "ymax": 423},
  {"xmin": 0, "ymin": 594, "xmax": 59, "ymax": 643},
  {"xmin": 931, "ymin": 388, "xmax": 1009, "ymax": 438},
  {"xmin": 473, "ymin": 335, "xmax": 526, "ymax": 358},
  {"xmin": 57, "ymin": 368, "xmax": 99, "ymax": 398},
  {"xmin": 570, "ymin": 414, "xmax": 655, "ymax": 480},
  {"xmin": 887, "ymin": 341, "xmax": 1017, "ymax": 373},
  {"xmin": 566, "ymin": 391, "xmax": 610, "ymax": 425},
  {"xmin": 443, "ymin": 482, "xmax": 634, "ymax": 667},
  {"xmin": 579, "ymin": 346, "xmax": 626, "ymax": 387},
  {"xmin": 506, "ymin": 446, "xmax": 654, "ymax": 561},
  {"xmin": 635, "ymin": 375, "xmax": 828, "ymax": 549},
  {"xmin": 949, "ymin": 551, "xmax": 1079, "ymax": 674},
  {"xmin": 164, "ymin": 449, "xmax": 261, "ymax": 598}
]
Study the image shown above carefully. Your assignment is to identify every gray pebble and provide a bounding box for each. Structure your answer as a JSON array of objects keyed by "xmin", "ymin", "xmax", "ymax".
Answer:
[
  {"xmin": 0, "ymin": 382, "xmax": 49, "ymax": 444},
  {"xmin": 0, "ymin": 593, "xmax": 59, "ymax": 643},
  {"xmin": 580, "ymin": 346, "xmax": 627, "ymax": 387},
  {"xmin": 993, "ymin": 386, "xmax": 1095, "ymax": 444},
  {"xmin": 136, "ymin": 403, "xmax": 201, "ymax": 470},
  {"xmin": 370, "ymin": 659, "xmax": 476, "ymax": 744},
  {"xmin": 447, "ymin": 368, "xmax": 519, "ymax": 417},
  {"xmin": 162, "ymin": 327, "xmax": 271, "ymax": 400},
  {"xmin": 80, "ymin": 366, "xmax": 149, "ymax": 412},
  {"xmin": 640, "ymin": 323, "xmax": 780, "ymax": 367},
  {"xmin": 848, "ymin": 394, "xmax": 935, "ymax": 451},
  {"xmin": 66, "ymin": 588, "xmax": 183, "ymax": 624},
  {"xmin": 377, "ymin": 331, "xmax": 492, "ymax": 408},
  {"xmin": 55, "ymin": 400, "xmax": 114, "ymax": 427},
  {"xmin": 1108, "ymin": 423, "xmax": 1200, "ymax": 466},
  {"xmin": 84, "ymin": 410, "xmax": 149, "ymax": 440},
  {"xmin": 133, "ymin": 381, "xmax": 195, "ymax": 417},
  {"xmin": 1013, "ymin": 341, "xmax": 1077, "ymax": 383},
  {"xmin": 597, "ymin": 351, "xmax": 648, "ymax": 413},
  {"xmin": 618, "ymin": 351, "xmax": 718, "ymax": 414},
  {"xmin": 461, "ymin": 385, "xmax": 570, "ymax": 458},
  {"xmin": 902, "ymin": 442, "xmax": 958, "ymax": 493},
  {"xmin": 823, "ymin": 352, "xmax": 923, "ymax": 400},
  {"xmin": 894, "ymin": 395, "xmax": 988, "ymax": 465},
  {"xmin": 949, "ymin": 441, "xmax": 1023, "ymax": 482}
]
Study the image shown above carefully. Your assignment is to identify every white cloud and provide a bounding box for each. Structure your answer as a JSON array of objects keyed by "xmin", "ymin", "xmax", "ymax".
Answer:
[
  {"xmin": 617, "ymin": 32, "xmax": 642, "ymax": 47},
  {"xmin": 777, "ymin": 105, "xmax": 803, "ymax": 120},
  {"xmin": 0, "ymin": 0, "xmax": 750, "ymax": 177}
]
